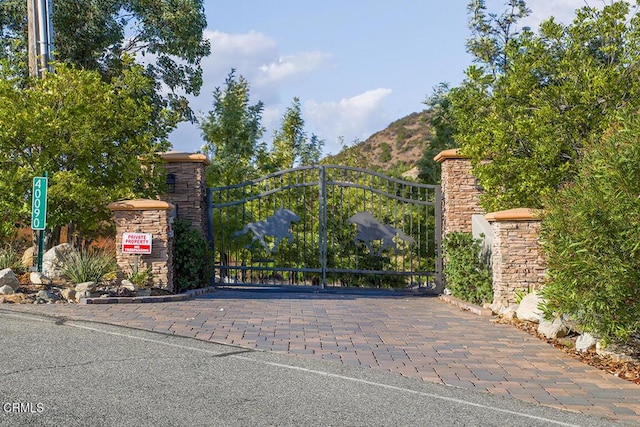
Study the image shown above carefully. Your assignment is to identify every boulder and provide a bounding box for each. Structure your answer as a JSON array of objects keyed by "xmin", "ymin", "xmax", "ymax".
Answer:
[
  {"xmin": 22, "ymin": 246, "xmax": 35, "ymax": 270},
  {"xmin": 75, "ymin": 282, "xmax": 97, "ymax": 293},
  {"xmin": 538, "ymin": 317, "xmax": 569, "ymax": 340},
  {"xmin": 42, "ymin": 243, "xmax": 75, "ymax": 281},
  {"xmin": 0, "ymin": 284, "xmax": 15, "ymax": 295},
  {"xmin": 0, "ymin": 268, "xmax": 21, "ymax": 291},
  {"xmin": 516, "ymin": 292, "xmax": 544, "ymax": 323},
  {"xmin": 576, "ymin": 333, "xmax": 598, "ymax": 352}
]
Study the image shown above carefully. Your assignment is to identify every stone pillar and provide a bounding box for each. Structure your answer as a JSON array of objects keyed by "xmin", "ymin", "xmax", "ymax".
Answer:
[
  {"xmin": 434, "ymin": 149, "xmax": 485, "ymax": 236},
  {"xmin": 108, "ymin": 199, "xmax": 175, "ymax": 291},
  {"xmin": 486, "ymin": 208, "xmax": 546, "ymax": 308},
  {"xmin": 160, "ymin": 151, "xmax": 210, "ymax": 237}
]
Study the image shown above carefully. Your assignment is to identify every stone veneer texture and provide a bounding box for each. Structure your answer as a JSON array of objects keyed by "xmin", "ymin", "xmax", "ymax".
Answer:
[{"xmin": 110, "ymin": 203, "xmax": 174, "ymax": 291}]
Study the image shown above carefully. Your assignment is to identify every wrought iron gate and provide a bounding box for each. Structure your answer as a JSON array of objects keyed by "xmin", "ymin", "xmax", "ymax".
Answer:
[{"xmin": 207, "ymin": 165, "xmax": 442, "ymax": 291}]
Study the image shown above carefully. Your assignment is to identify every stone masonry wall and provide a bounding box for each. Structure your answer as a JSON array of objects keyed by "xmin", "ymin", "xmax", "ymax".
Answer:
[
  {"xmin": 109, "ymin": 200, "xmax": 175, "ymax": 291},
  {"xmin": 160, "ymin": 152, "xmax": 209, "ymax": 237},
  {"xmin": 435, "ymin": 150, "xmax": 484, "ymax": 235},
  {"xmin": 487, "ymin": 209, "xmax": 546, "ymax": 308}
]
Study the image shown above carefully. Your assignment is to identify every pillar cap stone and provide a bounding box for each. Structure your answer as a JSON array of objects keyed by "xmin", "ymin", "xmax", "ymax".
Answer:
[
  {"xmin": 434, "ymin": 148, "xmax": 468, "ymax": 163},
  {"xmin": 108, "ymin": 199, "xmax": 175, "ymax": 211},
  {"xmin": 485, "ymin": 208, "xmax": 541, "ymax": 222},
  {"xmin": 160, "ymin": 151, "xmax": 210, "ymax": 165}
]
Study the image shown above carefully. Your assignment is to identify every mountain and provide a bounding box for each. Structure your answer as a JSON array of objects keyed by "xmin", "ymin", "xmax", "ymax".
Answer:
[{"xmin": 324, "ymin": 110, "xmax": 433, "ymax": 178}]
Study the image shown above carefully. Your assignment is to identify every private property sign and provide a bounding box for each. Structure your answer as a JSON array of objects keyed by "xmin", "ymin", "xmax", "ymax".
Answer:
[{"xmin": 122, "ymin": 233, "xmax": 152, "ymax": 254}]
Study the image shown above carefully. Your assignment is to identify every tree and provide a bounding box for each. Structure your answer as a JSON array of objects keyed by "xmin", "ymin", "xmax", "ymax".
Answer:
[
  {"xmin": 200, "ymin": 70, "xmax": 265, "ymax": 187},
  {"xmin": 0, "ymin": 63, "xmax": 168, "ymax": 243},
  {"xmin": 262, "ymin": 97, "xmax": 324, "ymax": 173},
  {"xmin": 417, "ymin": 84, "xmax": 456, "ymax": 184},
  {"xmin": 0, "ymin": 0, "xmax": 210, "ymax": 121},
  {"xmin": 450, "ymin": 1, "xmax": 640, "ymax": 211}
]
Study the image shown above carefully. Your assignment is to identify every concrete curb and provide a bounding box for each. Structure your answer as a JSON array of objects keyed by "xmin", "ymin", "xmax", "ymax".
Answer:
[
  {"xmin": 79, "ymin": 286, "xmax": 218, "ymax": 305},
  {"xmin": 438, "ymin": 294, "xmax": 494, "ymax": 316}
]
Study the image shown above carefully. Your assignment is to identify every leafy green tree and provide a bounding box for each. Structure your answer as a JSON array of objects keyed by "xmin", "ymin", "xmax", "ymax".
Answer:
[
  {"xmin": 540, "ymin": 112, "xmax": 640, "ymax": 344},
  {"xmin": 0, "ymin": 63, "xmax": 168, "ymax": 243},
  {"xmin": 200, "ymin": 70, "xmax": 265, "ymax": 187},
  {"xmin": 261, "ymin": 97, "xmax": 324, "ymax": 173},
  {"xmin": 0, "ymin": 0, "xmax": 210, "ymax": 121},
  {"xmin": 450, "ymin": 1, "xmax": 640, "ymax": 211},
  {"xmin": 417, "ymin": 84, "xmax": 456, "ymax": 184}
]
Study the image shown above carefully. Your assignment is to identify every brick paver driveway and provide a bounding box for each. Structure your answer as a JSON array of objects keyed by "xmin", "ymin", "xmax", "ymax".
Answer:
[{"xmin": 5, "ymin": 289, "xmax": 640, "ymax": 424}]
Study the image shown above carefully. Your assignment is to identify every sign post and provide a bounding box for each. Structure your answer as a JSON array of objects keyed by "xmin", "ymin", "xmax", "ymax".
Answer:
[
  {"xmin": 122, "ymin": 232, "xmax": 152, "ymax": 275},
  {"xmin": 31, "ymin": 175, "xmax": 48, "ymax": 272}
]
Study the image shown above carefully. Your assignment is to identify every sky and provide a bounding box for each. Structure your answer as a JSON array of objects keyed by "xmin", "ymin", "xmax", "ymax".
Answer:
[{"xmin": 168, "ymin": 0, "xmax": 601, "ymax": 156}]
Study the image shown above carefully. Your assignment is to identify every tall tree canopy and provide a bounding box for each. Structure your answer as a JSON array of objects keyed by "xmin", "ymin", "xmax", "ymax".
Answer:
[
  {"xmin": 261, "ymin": 97, "xmax": 324, "ymax": 173},
  {"xmin": 0, "ymin": 63, "xmax": 168, "ymax": 241},
  {"xmin": 200, "ymin": 70, "xmax": 265, "ymax": 187},
  {"xmin": 443, "ymin": 0, "xmax": 640, "ymax": 211},
  {"xmin": 0, "ymin": 0, "xmax": 210, "ymax": 120}
]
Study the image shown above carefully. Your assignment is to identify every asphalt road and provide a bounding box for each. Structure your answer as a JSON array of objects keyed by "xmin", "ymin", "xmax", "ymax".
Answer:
[{"xmin": 0, "ymin": 311, "xmax": 629, "ymax": 427}]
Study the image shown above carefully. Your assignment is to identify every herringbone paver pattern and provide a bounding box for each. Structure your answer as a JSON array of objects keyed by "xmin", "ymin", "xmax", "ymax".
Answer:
[{"xmin": 7, "ymin": 290, "xmax": 640, "ymax": 424}]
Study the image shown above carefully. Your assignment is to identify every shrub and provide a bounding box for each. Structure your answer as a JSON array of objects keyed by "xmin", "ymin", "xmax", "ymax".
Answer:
[
  {"xmin": 0, "ymin": 245, "xmax": 26, "ymax": 274},
  {"xmin": 443, "ymin": 232, "xmax": 493, "ymax": 305},
  {"xmin": 61, "ymin": 248, "xmax": 116, "ymax": 283},
  {"xmin": 127, "ymin": 265, "xmax": 153, "ymax": 288},
  {"xmin": 541, "ymin": 118, "xmax": 640, "ymax": 344},
  {"xmin": 173, "ymin": 219, "xmax": 213, "ymax": 292}
]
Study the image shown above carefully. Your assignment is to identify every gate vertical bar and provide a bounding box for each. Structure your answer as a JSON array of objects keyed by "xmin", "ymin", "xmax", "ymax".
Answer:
[
  {"xmin": 434, "ymin": 184, "xmax": 443, "ymax": 291},
  {"xmin": 206, "ymin": 187, "xmax": 216, "ymax": 286},
  {"xmin": 318, "ymin": 166, "xmax": 327, "ymax": 289}
]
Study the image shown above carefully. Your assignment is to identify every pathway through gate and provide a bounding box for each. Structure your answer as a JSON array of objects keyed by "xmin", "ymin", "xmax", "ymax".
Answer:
[{"xmin": 207, "ymin": 165, "xmax": 441, "ymax": 291}]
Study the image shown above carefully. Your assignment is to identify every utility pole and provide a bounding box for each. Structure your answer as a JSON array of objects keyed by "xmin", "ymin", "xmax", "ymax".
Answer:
[{"xmin": 26, "ymin": 0, "xmax": 54, "ymax": 78}]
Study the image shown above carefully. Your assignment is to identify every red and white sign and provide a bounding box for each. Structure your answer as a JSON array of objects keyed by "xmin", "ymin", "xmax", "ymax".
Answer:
[{"xmin": 122, "ymin": 233, "xmax": 152, "ymax": 254}]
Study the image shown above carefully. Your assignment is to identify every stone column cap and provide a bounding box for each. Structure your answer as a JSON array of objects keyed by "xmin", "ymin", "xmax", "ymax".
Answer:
[
  {"xmin": 108, "ymin": 199, "xmax": 175, "ymax": 211},
  {"xmin": 160, "ymin": 151, "xmax": 210, "ymax": 165},
  {"xmin": 485, "ymin": 208, "xmax": 541, "ymax": 222},
  {"xmin": 433, "ymin": 148, "xmax": 468, "ymax": 163}
]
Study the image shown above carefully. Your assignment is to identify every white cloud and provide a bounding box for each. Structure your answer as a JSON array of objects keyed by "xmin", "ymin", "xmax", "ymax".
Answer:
[
  {"xmin": 305, "ymin": 88, "xmax": 393, "ymax": 155},
  {"xmin": 257, "ymin": 51, "xmax": 333, "ymax": 86}
]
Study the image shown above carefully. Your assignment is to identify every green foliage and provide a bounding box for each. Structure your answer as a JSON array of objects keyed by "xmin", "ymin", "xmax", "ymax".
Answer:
[
  {"xmin": 127, "ymin": 265, "xmax": 153, "ymax": 289},
  {"xmin": 0, "ymin": 245, "xmax": 26, "ymax": 274},
  {"xmin": 0, "ymin": 64, "xmax": 169, "ymax": 241},
  {"xmin": 173, "ymin": 218, "xmax": 212, "ymax": 292},
  {"xmin": 378, "ymin": 143, "xmax": 392, "ymax": 163},
  {"xmin": 61, "ymin": 248, "xmax": 117, "ymax": 284},
  {"xmin": 451, "ymin": 1, "xmax": 640, "ymax": 211},
  {"xmin": 261, "ymin": 97, "xmax": 324, "ymax": 173},
  {"xmin": 418, "ymin": 85, "xmax": 457, "ymax": 184},
  {"xmin": 0, "ymin": 0, "xmax": 210, "ymax": 122},
  {"xmin": 540, "ymin": 115, "xmax": 640, "ymax": 343},
  {"xmin": 201, "ymin": 70, "xmax": 265, "ymax": 187},
  {"xmin": 443, "ymin": 232, "xmax": 493, "ymax": 305}
]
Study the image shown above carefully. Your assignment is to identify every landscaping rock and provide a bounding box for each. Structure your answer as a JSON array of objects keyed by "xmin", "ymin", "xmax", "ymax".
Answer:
[
  {"xmin": 42, "ymin": 243, "xmax": 74, "ymax": 280},
  {"xmin": 76, "ymin": 291, "xmax": 90, "ymax": 301},
  {"xmin": 60, "ymin": 288, "xmax": 76, "ymax": 302},
  {"xmin": 0, "ymin": 284, "xmax": 15, "ymax": 295},
  {"xmin": 0, "ymin": 268, "xmax": 20, "ymax": 291},
  {"xmin": 121, "ymin": 279, "xmax": 137, "ymax": 291},
  {"xmin": 75, "ymin": 282, "xmax": 97, "ymax": 293},
  {"xmin": 516, "ymin": 292, "xmax": 544, "ymax": 323},
  {"xmin": 576, "ymin": 332, "xmax": 598, "ymax": 352},
  {"xmin": 22, "ymin": 246, "xmax": 35, "ymax": 270},
  {"xmin": 36, "ymin": 290, "xmax": 59, "ymax": 303},
  {"xmin": 30, "ymin": 272, "xmax": 50, "ymax": 285},
  {"xmin": 538, "ymin": 317, "xmax": 569, "ymax": 340}
]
